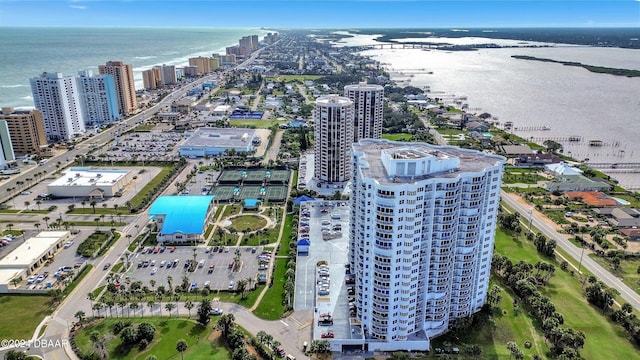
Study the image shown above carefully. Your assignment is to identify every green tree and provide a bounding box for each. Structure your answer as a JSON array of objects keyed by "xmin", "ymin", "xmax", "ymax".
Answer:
[
  {"xmin": 120, "ymin": 326, "xmax": 137, "ymax": 345},
  {"xmin": 197, "ymin": 298, "xmax": 212, "ymax": 326},
  {"xmin": 4, "ymin": 350, "xmax": 27, "ymax": 360},
  {"xmin": 176, "ymin": 339, "xmax": 188, "ymax": 360},
  {"xmin": 137, "ymin": 322, "xmax": 156, "ymax": 342}
]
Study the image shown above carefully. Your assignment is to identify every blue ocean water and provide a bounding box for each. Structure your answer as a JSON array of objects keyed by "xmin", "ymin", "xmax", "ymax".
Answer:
[{"xmin": 0, "ymin": 27, "xmax": 268, "ymax": 108}]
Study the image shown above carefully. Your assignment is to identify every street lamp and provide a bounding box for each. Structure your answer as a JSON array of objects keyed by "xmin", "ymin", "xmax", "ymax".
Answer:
[{"xmin": 528, "ymin": 208, "xmax": 534, "ymax": 234}]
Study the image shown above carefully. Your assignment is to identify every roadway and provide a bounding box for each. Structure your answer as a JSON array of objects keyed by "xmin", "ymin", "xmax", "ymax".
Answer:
[{"xmin": 501, "ymin": 191, "xmax": 640, "ymax": 311}]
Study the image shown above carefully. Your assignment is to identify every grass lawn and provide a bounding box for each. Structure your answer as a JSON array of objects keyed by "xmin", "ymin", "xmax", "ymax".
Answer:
[
  {"xmin": 132, "ymin": 124, "xmax": 155, "ymax": 131},
  {"xmin": 91, "ymin": 285, "xmax": 106, "ymax": 299},
  {"xmin": 381, "ymin": 133, "xmax": 413, "ymax": 141},
  {"xmin": 211, "ymin": 285, "xmax": 266, "ymax": 308},
  {"xmin": 229, "ymin": 119, "xmax": 286, "ymax": 128},
  {"xmin": 74, "ymin": 318, "xmax": 226, "ymax": 360},
  {"xmin": 269, "ymin": 75, "xmax": 322, "ymax": 82},
  {"xmin": 77, "ymin": 232, "xmax": 110, "ymax": 257},
  {"xmin": 253, "ymin": 257, "xmax": 287, "ymax": 320},
  {"xmin": 276, "ymin": 214, "xmax": 294, "ymax": 257},
  {"xmin": 436, "ymin": 281, "xmax": 549, "ymax": 359},
  {"xmin": 494, "ymin": 228, "xmax": 640, "ymax": 359},
  {"xmin": 588, "ymin": 255, "xmax": 640, "ymax": 297},
  {"xmin": 0, "ymin": 295, "xmax": 53, "ymax": 339},
  {"xmin": 229, "ymin": 215, "xmax": 268, "ymax": 233}
]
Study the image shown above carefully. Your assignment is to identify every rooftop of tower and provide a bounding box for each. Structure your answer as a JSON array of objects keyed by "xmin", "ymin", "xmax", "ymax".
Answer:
[{"xmin": 353, "ymin": 139, "xmax": 505, "ymax": 184}]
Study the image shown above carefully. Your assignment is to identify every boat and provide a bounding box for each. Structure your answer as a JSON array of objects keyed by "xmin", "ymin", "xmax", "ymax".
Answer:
[
  {"xmin": 568, "ymin": 136, "xmax": 581, "ymax": 142},
  {"xmin": 589, "ymin": 140, "xmax": 604, "ymax": 146},
  {"xmin": 542, "ymin": 126, "xmax": 551, "ymax": 130}
]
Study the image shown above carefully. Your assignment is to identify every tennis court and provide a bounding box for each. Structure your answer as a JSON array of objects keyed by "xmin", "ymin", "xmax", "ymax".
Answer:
[
  {"xmin": 240, "ymin": 186, "xmax": 262, "ymax": 199},
  {"xmin": 210, "ymin": 186, "xmax": 236, "ymax": 201},
  {"xmin": 265, "ymin": 185, "xmax": 288, "ymax": 202},
  {"xmin": 245, "ymin": 171, "xmax": 266, "ymax": 183},
  {"xmin": 218, "ymin": 170, "xmax": 243, "ymax": 184},
  {"xmin": 267, "ymin": 169, "xmax": 291, "ymax": 184}
]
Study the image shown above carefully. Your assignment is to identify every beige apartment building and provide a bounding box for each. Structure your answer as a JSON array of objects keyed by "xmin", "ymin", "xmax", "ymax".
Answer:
[
  {"xmin": 313, "ymin": 95, "xmax": 354, "ymax": 184},
  {"xmin": 142, "ymin": 67, "xmax": 162, "ymax": 90},
  {"xmin": 98, "ymin": 61, "xmax": 137, "ymax": 115},
  {"xmin": 0, "ymin": 107, "xmax": 47, "ymax": 156},
  {"xmin": 188, "ymin": 57, "xmax": 212, "ymax": 75}
]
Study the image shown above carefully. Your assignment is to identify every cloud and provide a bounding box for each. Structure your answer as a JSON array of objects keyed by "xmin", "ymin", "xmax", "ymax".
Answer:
[{"xmin": 69, "ymin": 4, "xmax": 87, "ymax": 9}]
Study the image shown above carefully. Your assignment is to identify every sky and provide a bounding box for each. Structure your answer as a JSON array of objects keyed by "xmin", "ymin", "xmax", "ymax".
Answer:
[{"xmin": 0, "ymin": 0, "xmax": 639, "ymax": 28}]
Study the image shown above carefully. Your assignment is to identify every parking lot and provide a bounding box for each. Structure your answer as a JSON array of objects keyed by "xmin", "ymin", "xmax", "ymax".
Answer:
[
  {"xmin": 7, "ymin": 166, "xmax": 162, "ymax": 212},
  {"xmin": 293, "ymin": 200, "xmax": 355, "ymax": 341},
  {"xmin": 17, "ymin": 230, "xmax": 90, "ymax": 290},
  {"xmin": 92, "ymin": 129, "xmax": 184, "ymax": 163},
  {"xmin": 125, "ymin": 245, "xmax": 268, "ymax": 292}
]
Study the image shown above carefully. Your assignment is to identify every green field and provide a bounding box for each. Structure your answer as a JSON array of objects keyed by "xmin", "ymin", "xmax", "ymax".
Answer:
[
  {"xmin": 229, "ymin": 215, "xmax": 267, "ymax": 233},
  {"xmin": 494, "ymin": 229, "xmax": 639, "ymax": 359},
  {"xmin": 269, "ymin": 75, "xmax": 322, "ymax": 82},
  {"xmin": 381, "ymin": 133, "xmax": 413, "ymax": 141},
  {"xmin": 253, "ymin": 257, "xmax": 287, "ymax": 320},
  {"xmin": 0, "ymin": 295, "xmax": 53, "ymax": 339},
  {"xmin": 229, "ymin": 119, "xmax": 286, "ymax": 128},
  {"xmin": 74, "ymin": 318, "xmax": 228, "ymax": 360}
]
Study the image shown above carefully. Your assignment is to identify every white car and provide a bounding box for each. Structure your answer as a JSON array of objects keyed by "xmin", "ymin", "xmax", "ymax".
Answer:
[
  {"xmin": 63, "ymin": 241, "xmax": 74, "ymax": 248},
  {"xmin": 150, "ymin": 267, "xmax": 158, "ymax": 275},
  {"xmin": 210, "ymin": 308, "xmax": 223, "ymax": 316}
]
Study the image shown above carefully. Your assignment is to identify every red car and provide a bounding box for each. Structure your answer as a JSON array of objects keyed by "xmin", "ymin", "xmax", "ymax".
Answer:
[{"xmin": 321, "ymin": 331, "xmax": 335, "ymax": 338}]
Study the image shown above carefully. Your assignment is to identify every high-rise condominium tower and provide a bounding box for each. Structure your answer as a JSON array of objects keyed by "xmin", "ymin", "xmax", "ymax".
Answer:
[
  {"xmin": 349, "ymin": 139, "xmax": 505, "ymax": 351},
  {"xmin": 0, "ymin": 107, "xmax": 47, "ymax": 156},
  {"xmin": 98, "ymin": 61, "xmax": 137, "ymax": 115},
  {"xmin": 344, "ymin": 82, "xmax": 384, "ymax": 142},
  {"xmin": 30, "ymin": 72, "xmax": 86, "ymax": 141},
  {"xmin": 313, "ymin": 95, "xmax": 354, "ymax": 184},
  {"xmin": 76, "ymin": 70, "xmax": 121, "ymax": 126}
]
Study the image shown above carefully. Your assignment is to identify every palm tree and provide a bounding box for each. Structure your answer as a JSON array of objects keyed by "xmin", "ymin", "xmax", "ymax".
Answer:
[
  {"xmin": 74, "ymin": 310, "xmax": 86, "ymax": 325},
  {"xmin": 129, "ymin": 302, "xmax": 139, "ymax": 317},
  {"xmin": 165, "ymin": 303, "xmax": 175, "ymax": 317},
  {"xmin": 43, "ymin": 216, "xmax": 50, "ymax": 228},
  {"xmin": 24, "ymin": 201, "xmax": 30, "ymax": 210},
  {"xmin": 256, "ymin": 330, "xmax": 268, "ymax": 344},
  {"xmin": 176, "ymin": 339, "xmax": 188, "ymax": 360},
  {"xmin": 90, "ymin": 200, "xmax": 97, "ymax": 214},
  {"xmin": 237, "ymin": 279, "xmax": 248, "ymax": 300},
  {"xmin": 147, "ymin": 300, "xmax": 156, "ymax": 315},
  {"xmin": 36, "ymin": 200, "xmax": 41, "ymax": 211},
  {"xmin": 216, "ymin": 313, "xmax": 236, "ymax": 339},
  {"xmin": 185, "ymin": 300, "xmax": 194, "ymax": 318},
  {"xmin": 34, "ymin": 222, "xmax": 40, "ymax": 231}
]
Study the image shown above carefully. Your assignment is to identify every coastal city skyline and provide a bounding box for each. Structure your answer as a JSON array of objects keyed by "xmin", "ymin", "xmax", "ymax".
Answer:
[{"xmin": 1, "ymin": 0, "xmax": 639, "ymax": 28}]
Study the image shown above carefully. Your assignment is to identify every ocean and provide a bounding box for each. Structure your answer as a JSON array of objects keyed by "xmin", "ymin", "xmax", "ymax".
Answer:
[
  {"xmin": 0, "ymin": 27, "xmax": 268, "ymax": 108},
  {"xmin": 334, "ymin": 33, "xmax": 640, "ymax": 189}
]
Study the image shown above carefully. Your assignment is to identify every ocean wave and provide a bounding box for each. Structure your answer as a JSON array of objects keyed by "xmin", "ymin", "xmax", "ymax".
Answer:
[
  {"xmin": 1, "ymin": 84, "xmax": 28, "ymax": 88},
  {"xmin": 134, "ymin": 56, "xmax": 157, "ymax": 60},
  {"xmin": 21, "ymin": 95, "xmax": 33, "ymax": 100}
]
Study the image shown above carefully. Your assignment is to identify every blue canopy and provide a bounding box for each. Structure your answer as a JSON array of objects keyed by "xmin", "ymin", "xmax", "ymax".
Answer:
[{"xmin": 293, "ymin": 195, "xmax": 315, "ymax": 205}]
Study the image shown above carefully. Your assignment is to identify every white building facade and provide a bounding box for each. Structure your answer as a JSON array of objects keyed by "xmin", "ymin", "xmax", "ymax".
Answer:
[
  {"xmin": 349, "ymin": 139, "xmax": 505, "ymax": 351},
  {"xmin": 30, "ymin": 72, "xmax": 86, "ymax": 141},
  {"xmin": 76, "ymin": 70, "xmax": 121, "ymax": 126},
  {"xmin": 313, "ymin": 95, "xmax": 354, "ymax": 184},
  {"xmin": 344, "ymin": 82, "xmax": 384, "ymax": 142}
]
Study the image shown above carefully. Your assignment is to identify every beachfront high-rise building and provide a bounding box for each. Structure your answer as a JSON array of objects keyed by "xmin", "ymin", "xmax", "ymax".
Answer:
[
  {"xmin": 76, "ymin": 70, "xmax": 121, "ymax": 126},
  {"xmin": 160, "ymin": 64, "xmax": 177, "ymax": 85},
  {"xmin": 98, "ymin": 61, "xmax": 137, "ymax": 115},
  {"xmin": 344, "ymin": 82, "xmax": 384, "ymax": 142},
  {"xmin": 0, "ymin": 108, "xmax": 47, "ymax": 156},
  {"xmin": 188, "ymin": 57, "xmax": 212, "ymax": 75},
  {"xmin": 313, "ymin": 95, "xmax": 354, "ymax": 184},
  {"xmin": 142, "ymin": 67, "xmax": 163, "ymax": 90},
  {"xmin": 30, "ymin": 72, "xmax": 86, "ymax": 141},
  {"xmin": 349, "ymin": 139, "xmax": 505, "ymax": 351},
  {"xmin": 0, "ymin": 121, "xmax": 15, "ymax": 170}
]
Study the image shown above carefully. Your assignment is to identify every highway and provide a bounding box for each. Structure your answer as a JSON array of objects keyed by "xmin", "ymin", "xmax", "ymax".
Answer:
[{"xmin": 501, "ymin": 190, "xmax": 640, "ymax": 311}]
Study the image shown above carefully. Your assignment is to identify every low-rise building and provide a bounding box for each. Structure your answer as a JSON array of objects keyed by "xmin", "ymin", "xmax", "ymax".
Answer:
[
  {"xmin": 47, "ymin": 167, "xmax": 133, "ymax": 199},
  {"xmin": 149, "ymin": 196, "xmax": 215, "ymax": 244},
  {"xmin": 178, "ymin": 127, "xmax": 257, "ymax": 157}
]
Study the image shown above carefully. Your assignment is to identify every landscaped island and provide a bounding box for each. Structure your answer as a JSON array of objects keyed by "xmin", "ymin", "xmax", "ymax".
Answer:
[{"xmin": 512, "ymin": 55, "xmax": 640, "ymax": 77}]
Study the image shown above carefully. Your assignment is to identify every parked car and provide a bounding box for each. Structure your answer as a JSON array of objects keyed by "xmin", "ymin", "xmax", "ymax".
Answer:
[
  {"xmin": 321, "ymin": 331, "xmax": 334, "ymax": 338},
  {"xmin": 228, "ymin": 281, "xmax": 234, "ymax": 290},
  {"xmin": 210, "ymin": 308, "xmax": 223, "ymax": 316}
]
